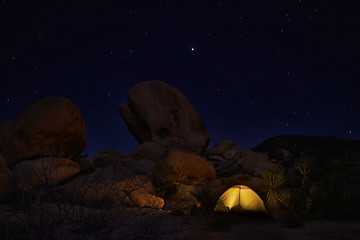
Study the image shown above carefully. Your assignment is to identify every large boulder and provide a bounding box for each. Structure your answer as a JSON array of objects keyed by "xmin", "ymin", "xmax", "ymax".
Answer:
[
  {"xmin": 0, "ymin": 97, "xmax": 86, "ymax": 167},
  {"xmin": 118, "ymin": 81, "xmax": 210, "ymax": 156},
  {"xmin": 13, "ymin": 157, "xmax": 81, "ymax": 192},
  {"xmin": 154, "ymin": 151, "xmax": 216, "ymax": 184}
]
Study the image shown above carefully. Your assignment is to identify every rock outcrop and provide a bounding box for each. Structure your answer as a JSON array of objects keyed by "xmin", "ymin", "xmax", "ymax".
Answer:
[
  {"xmin": 154, "ymin": 151, "xmax": 216, "ymax": 185},
  {"xmin": 0, "ymin": 168, "xmax": 14, "ymax": 201},
  {"xmin": 56, "ymin": 169, "xmax": 164, "ymax": 209},
  {"xmin": 208, "ymin": 140, "xmax": 240, "ymax": 161},
  {"xmin": 130, "ymin": 142, "xmax": 166, "ymax": 163},
  {"xmin": 87, "ymin": 150, "xmax": 133, "ymax": 170},
  {"xmin": 0, "ymin": 97, "xmax": 87, "ymax": 167},
  {"xmin": 13, "ymin": 157, "xmax": 81, "ymax": 192},
  {"xmin": 129, "ymin": 142, "xmax": 166, "ymax": 176},
  {"xmin": 207, "ymin": 140, "xmax": 241, "ymax": 175},
  {"xmin": 118, "ymin": 81, "xmax": 210, "ymax": 156},
  {"xmin": 165, "ymin": 183, "xmax": 199, "ymax": 215},
  {"xmin": 207, "ymin": 140, "xmax": 283, "ymax": 178},
  {"xmin": 0, "ymin": 154, "xmax": 14, "ymax": 201},
  {"xmin": 239, "ymin": 149, "xmax": 283, "ymax": 177}
]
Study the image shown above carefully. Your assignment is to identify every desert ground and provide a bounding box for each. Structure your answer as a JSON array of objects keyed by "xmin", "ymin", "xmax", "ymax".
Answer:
[{"xmin": 202, "ymin": 219, "xmax": 360, "ymax": 240}]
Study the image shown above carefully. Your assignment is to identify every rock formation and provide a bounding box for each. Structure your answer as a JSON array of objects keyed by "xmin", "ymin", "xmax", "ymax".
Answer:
[
  {"xmin": 118, "ymin": 81, "xmax": 210, "ymax": 156},
  {"xmin": 0, "ymin": 154, "xmax": 14, "ymax": 201},
  {"xmin": 0, "ymin": 97, "xmax": 87, "ymax": 167},
  {"xmin": 87, "ymin": 150, "xmax": 133, "ymax": 170},
  {"xmin": 129, "ymin": 142, "xmax": 167, "ymax": 176},
  {"xmin": 12, "ymin": 157, "xmax": 81, "ymax": 192},
  {"xmin": 154, "ymin": 150, "xmax": 216, "ymax": 185},
  {"xmin": 238, "ymin": 149, "xmax": 283, "ymax": 178},
  {"xmin": 56, "ymin": 169, "xmax": 164, "ymax": 209},
  {"xmin": 129, "ymin": 142, "xmax": 166, "ymax": 163}
]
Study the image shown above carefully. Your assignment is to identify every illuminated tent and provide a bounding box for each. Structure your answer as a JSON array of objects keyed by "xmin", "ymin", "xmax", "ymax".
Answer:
[{"xmin": 214, "ymin": 185, "xmax": 266, "ymax": 212}]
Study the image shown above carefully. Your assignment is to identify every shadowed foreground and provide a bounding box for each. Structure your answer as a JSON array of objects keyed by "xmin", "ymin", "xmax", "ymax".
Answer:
[{"xmin": 203, "ymin": 219, "xmax": 360, "ymax": 240}]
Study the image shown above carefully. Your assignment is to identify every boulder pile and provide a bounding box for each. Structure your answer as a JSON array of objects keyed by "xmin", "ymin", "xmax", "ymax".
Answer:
[
  {"xmin": 0, "ymin": 81, "xmax": 285, "ymax": 215},
  {"xmin": 0, "ymin": 97, "xmax": 86, "ymax": 202}
]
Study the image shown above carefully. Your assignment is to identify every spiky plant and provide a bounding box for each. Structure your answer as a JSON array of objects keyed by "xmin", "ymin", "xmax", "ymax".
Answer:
[
  {"xmin": 294, "ymin": 161, "xmax": 311, "ymax": 185},
  {"xmin": 276, "ymin": 190, "xmax": 292, "ymax": 209},
  {"xmin": 191, "ymin": 185, "xmax": 219, "ymax": 215},
  {"xmin": 264, "ymin": 170, "xmax": 286, "ymax": 207}
]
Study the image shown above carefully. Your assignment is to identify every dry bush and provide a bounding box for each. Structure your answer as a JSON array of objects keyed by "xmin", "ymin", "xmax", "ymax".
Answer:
[{"xmin": 191, "ymin": 184, "xmax": 220, "ymax": 216}]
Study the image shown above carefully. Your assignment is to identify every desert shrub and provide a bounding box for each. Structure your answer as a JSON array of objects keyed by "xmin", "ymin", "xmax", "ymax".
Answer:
[
  {"xmin": 190, "ymin": 184, "xmax": 220, "ymax": 215},
  {"xmin": 0, "ymin": 195, "xmax": 75, "ymax": 240},
  {"xmin": 265, "ymin": 164, "xmax": 313, "ymax": 222},
  {"xmin": 279, "ymin": 154, "xmax": 360, "ymax": 221}
]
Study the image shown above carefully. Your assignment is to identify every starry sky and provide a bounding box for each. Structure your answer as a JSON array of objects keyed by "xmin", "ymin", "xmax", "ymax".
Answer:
[{"xmin": 1, "ymin": 0, "xmax": 360, "ymax": 155}]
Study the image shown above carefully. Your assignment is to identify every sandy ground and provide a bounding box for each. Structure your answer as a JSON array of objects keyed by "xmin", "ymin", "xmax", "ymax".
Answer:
[{"xmin": 202, "ymin": 220, "xmax": 360, "ymax": 240}]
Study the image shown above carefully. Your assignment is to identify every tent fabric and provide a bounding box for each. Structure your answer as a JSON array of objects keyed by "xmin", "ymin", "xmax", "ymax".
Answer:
[{"xmin": 214, "ymin": 185, "xmax": 266, "ymax": 212}]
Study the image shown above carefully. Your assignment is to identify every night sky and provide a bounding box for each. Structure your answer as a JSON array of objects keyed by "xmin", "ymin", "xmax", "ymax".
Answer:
[{"xmin": 1, "ymin": 0, "xmax": 360, "ymax": 156}]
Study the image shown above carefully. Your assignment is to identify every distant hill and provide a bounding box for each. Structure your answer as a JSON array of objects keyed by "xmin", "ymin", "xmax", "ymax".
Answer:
[{"xmin": 252, "ymin": 135, "xmax": 360, "ymax": 161}]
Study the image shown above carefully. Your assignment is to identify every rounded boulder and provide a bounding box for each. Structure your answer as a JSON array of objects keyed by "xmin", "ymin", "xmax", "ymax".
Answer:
[
  {"xmin": 0, "ymin": 97, "xmax": 86, "ymax": 167},
  {"xmin": 13, "ymin": 157, "xmax": 81, "ymax": 192},
  {"xmin": 118, "ymin": 81, "xmax": 210, "ymax": 156}
]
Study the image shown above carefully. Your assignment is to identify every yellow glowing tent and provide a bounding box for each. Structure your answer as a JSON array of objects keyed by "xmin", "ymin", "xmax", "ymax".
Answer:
[{"xmin": 214, "ymin": 185, "xmax": 266, "ymax": 212}]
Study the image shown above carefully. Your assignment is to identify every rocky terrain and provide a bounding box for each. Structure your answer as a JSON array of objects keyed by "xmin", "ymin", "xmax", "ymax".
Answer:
[{"xmin": 0, "ymin": 81, "xmax": 359, "ymax": 239}]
